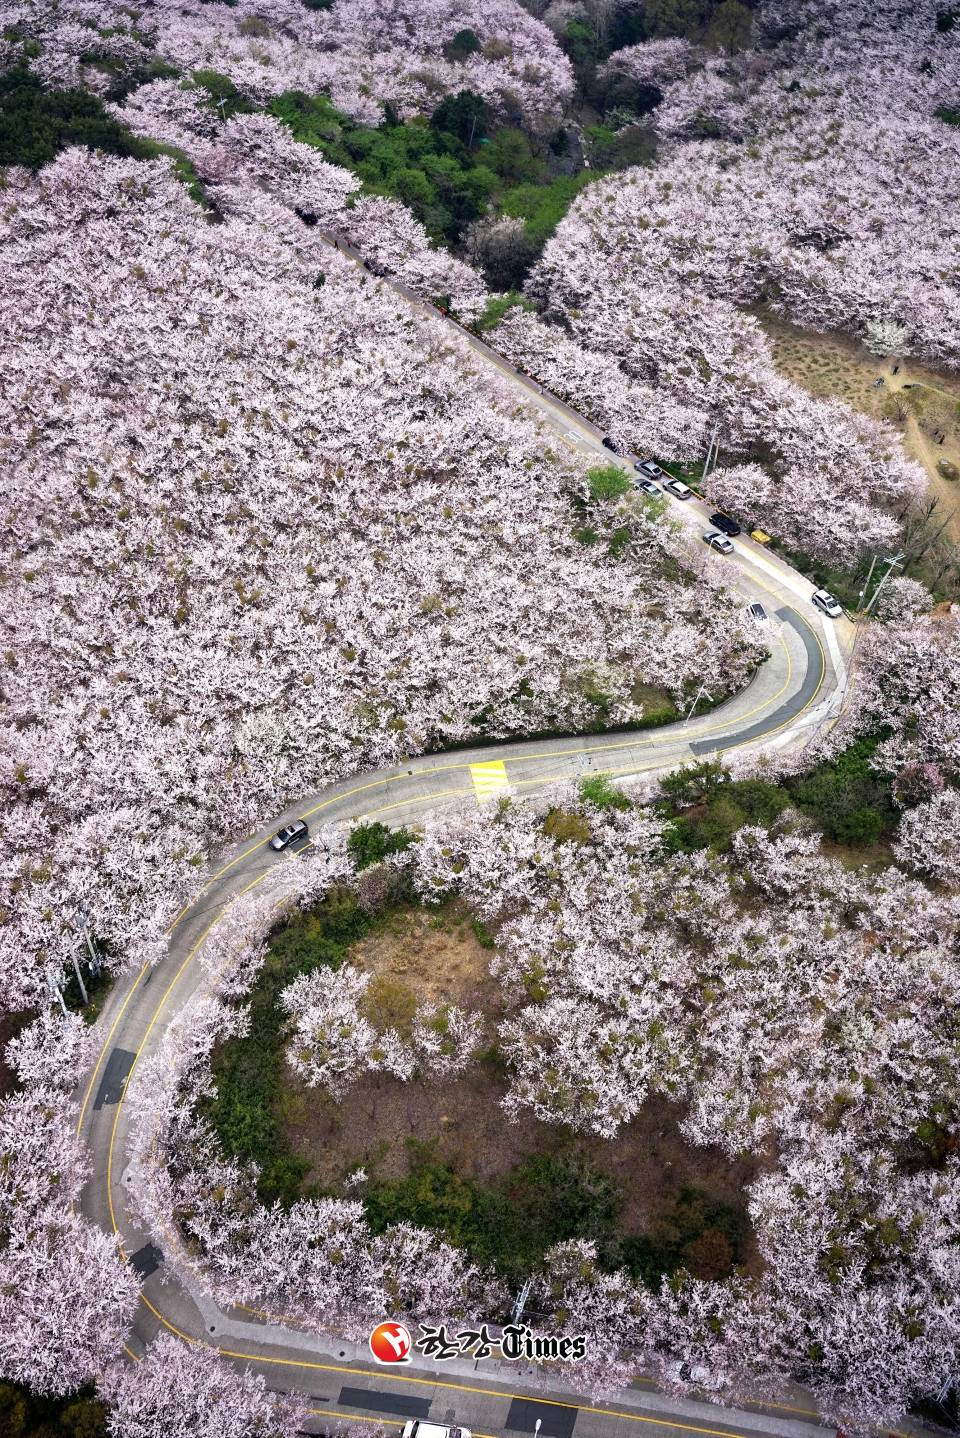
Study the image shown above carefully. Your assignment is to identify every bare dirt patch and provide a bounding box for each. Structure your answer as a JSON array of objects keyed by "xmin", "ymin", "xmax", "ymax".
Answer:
[
  {"xmin": 760, "ymin": 313, "xmax": 960, "ymax": 541},
  {"xmin": 349, "ymin": 901, "xmax": 505, "ymax": 1015},
  {"xmin": 280, "ymin": 904, "xmax": 761, "ymax": 1271}
]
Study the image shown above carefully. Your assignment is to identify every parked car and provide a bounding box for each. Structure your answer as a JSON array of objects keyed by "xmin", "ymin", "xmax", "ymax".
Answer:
[
  {"xmin": 702, "ymin": 530, "xmax": 734, "ymax": 554},
  {"xmin": 270, "ymin": 819, "xmax": 309, "ymax": 851},
  {"xmin": 709, "ymin": 511, "xmax": 741, "ymax": 537},
  {"xmin": 636, "ymin": 459, "xmax": 665, "ymax": 479},
  {"xmin": 746, "ymin": 601, "xmax": 769, "ymax": 625},
  {"xmin": 402, "ymin": 1425, "xmax": 471, "ymax": 1438},
  {"xmin": 601, "ymin": 435, "xmax": 618, "ymax": 452},
  {"xmin": 812, "ymin": 587, "xmax": 843, "ymax": 618},
  {"xmin": 663, "ymin": 477, "xmax": 693, "ymax": 499},
  {"xmin": 634, "ymin": 476, "xmax": 661, "ymax": 496}
]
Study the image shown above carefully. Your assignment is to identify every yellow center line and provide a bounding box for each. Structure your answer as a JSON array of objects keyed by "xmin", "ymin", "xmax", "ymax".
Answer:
[{"xmin": 87, "ymin": 594, "xmax": 829, "ymax": 1433}]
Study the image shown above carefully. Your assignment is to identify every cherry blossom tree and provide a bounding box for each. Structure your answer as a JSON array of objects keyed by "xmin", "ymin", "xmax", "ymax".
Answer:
[
  {"xmin": 894, "ymin": 787, "xmax": 960, "ymax": 885},
  {"xmin": 98, "ymin": 1335, "xmax": 309, "ymax": 1438}
]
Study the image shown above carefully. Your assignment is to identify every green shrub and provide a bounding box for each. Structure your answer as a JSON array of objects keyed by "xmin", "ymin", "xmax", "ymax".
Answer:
[
  {"xmin": 579, "ymin": 771, "xmax": 631, "ymax": 811},
  {"xmin": 543, "ymin": 807, "xmax": 593, "ymax": 844},
  {"xmin": 365, "ymin": 1148, "xmax": 621, "ymax": 1285},
  {"xmin": 787, "ymin": 734, "xmax": 895, "ymax": 845},
  {"xmin": 0, "ymin": 1381, "xmax": 109, "ymax": 1438},
  {"xmin": 347, "ymin": 820, "xmax": 415, "ymax": 871},
  {"xmin": 621, "ymin": 1185, "xmax": 747, "ymax": 1288},
  {"xmin": 473, "ymin": 291, "xmax": 535, "ymax": 332},
  {"xmin": 0, "ymin": 67, "xmax": 138, "ymax": 168}
]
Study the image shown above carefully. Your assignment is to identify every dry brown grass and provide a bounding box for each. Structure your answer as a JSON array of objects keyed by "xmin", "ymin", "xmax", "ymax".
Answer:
[
  {"xmin": 760, "ymin": 313, "xmax": 960, "ymax": 539},
  {"xmin": 279, "ymin": 904, "xmax": 760, "ymax": 1264}
]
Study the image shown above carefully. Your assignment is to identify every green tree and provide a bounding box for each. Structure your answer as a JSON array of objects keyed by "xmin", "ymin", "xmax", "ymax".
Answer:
[
  {"xmin": 0, "ymin": 68, "xmax": 137, "ymax": 168},
  {"xmin": 705, "ymin": 0, "xmax": 753, "ymax": 50},
  {"xmin": 642, "ymin": 0, "xmax": 712, "ymax": 39},
  {"xmin": 430, "ymin": 89, "xmax": 491, "ymax": 146},
  {"xmin": 587, "ymin": 463, "xmax": 631, "ymax": 502},
  {"xmin": 443, "ymin": 27, "xmax": 482, "ymax": 61}
]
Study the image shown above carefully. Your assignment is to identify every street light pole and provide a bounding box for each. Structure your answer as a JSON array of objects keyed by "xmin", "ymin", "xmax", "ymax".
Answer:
[{"xmin": 684, "ymin": 684, "xmax": 712, "ymax": 725}]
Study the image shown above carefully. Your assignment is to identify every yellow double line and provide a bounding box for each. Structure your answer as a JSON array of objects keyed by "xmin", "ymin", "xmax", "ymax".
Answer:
[{"xmin": 75, "ymin": 596, "xmax": 828, "ymax": 1436}]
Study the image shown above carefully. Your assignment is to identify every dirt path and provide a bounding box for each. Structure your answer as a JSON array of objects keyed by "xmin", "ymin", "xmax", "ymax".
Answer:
[{"xmin": 760, "ymin": 314, "xmax": 960, "ymax": 541}]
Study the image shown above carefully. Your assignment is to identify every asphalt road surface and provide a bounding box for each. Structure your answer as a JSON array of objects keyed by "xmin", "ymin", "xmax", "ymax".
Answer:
[{"xmin": 74, "ymin": 250, "xmax": 877, "ymax": 1438}]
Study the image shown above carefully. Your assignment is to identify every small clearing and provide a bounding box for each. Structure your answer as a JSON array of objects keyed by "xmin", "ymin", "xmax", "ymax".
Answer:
[{"xmin": 762, "ymin": 314, "xmax": 960, "ymax": 540}]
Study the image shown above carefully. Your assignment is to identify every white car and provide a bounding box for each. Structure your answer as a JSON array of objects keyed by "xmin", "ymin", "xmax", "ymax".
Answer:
[
  {"xmin": 812, "ymin": 587, "xmax": 843, "ymax": 618},
  {"xmin": 402, "ymin": 1424, "xmax": 471, "ymax": 1438},
  {"xmin": 702, "ymin": 530, "xmax": 733, "ymax": 554},
  {"xmin": 746, "ymin": 601, "xmax": 769, "ymax": 625},
  {"xmin": 270, "ymin": 819, "xmax": 308, "ymax": 851},
  {"xmin": 663, "ymin": 477, "xmax": 693, "ymax": 499}
]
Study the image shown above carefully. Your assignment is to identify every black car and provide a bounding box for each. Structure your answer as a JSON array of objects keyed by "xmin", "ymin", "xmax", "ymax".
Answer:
[
  {"xmin": 601, "ymin": 435, "xmax": 618, "ymax": 452},
  {"xmin": 710, "ymin": 512, "xmax": 742, "ymax": 537}
]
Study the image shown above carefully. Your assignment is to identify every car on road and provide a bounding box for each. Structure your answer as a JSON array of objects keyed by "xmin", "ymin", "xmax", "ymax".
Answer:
[
  {"xmin": 634, "ymin": 476, "xmax": 661, "ymax": 496},
  {"xmin": 702, "ymin": 530, "xmax": 734, "ymax": 554},
  {"xmin": 746, "ymin": 601, "xmax": 769, "ymax": 625},
  {"xmin": 709, "ymin": 511, "xmax": 741, "ymax": 537},
  {"xmin": 812, "ymin": 587, "xmax": 843, "ymax": 618},
  {"xmin": 402, "ymin": 1424, "xmax": 471, "ymax": 1438},
  {"xmin": 270, "ymin": 819, "xmax": 309, "ymax": 851},
  {"xmin": 601, "ymin": 435, "xmax": 618, "ymax": 452},
  {"xmin": 636, "ymin": 459, "xmax": 665, "ymax": 479},
  {"xmin": 663, "ymin": 477, "xmax": 693, "ymax": 499}
]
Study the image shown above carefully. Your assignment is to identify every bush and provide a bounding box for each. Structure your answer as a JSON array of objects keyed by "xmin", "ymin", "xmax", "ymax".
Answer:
[
  {"xmin": 621, "ymin": 1185, "xmax": 747, "ymax": 1288},
  {"xmin": 658, "ymin": 767, "xmax": 790, "ymax": 854},
  {"xmin": 587, "ymin": 463, "xmax": 631, "ymax": 503},
  {"xmin": 473, "ymin": 291, "xmax": 535, "ymax": 333},
  {"xmin": 347, "ymin": 821, "xmax": 415, "ymax": 871},
  {"xmin": 579, "ymin": 771, "xmax": 631, "ymax": 810},
  {"xmin": 786, "ymin": 734, "xmax": 896, "ymax": 846},
  {"xmin": 0, "ymin": 1381, "xmax": 109, "ymax": 1437},
  {"xmin": 542, "ymin": 807, "xmax": 593, "ymax": 844},
  {"xmin": 365, "ymin": 1148, "xmax": 621, "ymax": 1285}
]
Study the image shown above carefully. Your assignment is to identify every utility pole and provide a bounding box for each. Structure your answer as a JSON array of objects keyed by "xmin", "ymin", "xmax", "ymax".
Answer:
[
  {"xmin": 701, "ymin": 424, "xmax": 720, "ymax": 485},
  {"xmin": 511, "ymin": 1277, "xmax": 532, "ymax": 1326},
  {"xmin": 71, "ymin": 907, "xmax": 101, "ymax": 975},
  {"xmin": 862, "ymin": 551, "xmax": 904, "ymax": 617},
  {"xmin": 49, "ymin": 976, "xmax": 68, "ymax": 1017},
  {"xmin": 68, "ymin": 949, "xmax": 88, "ymax": 1006},
  {"xmin": 855, "ymin": 554, "xmax": 878, "ymax": 612}
]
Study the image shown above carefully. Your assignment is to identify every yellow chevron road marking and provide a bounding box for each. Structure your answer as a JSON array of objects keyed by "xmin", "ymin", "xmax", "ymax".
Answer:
[{"xmin": 469, "ymin": 760, "xmax": 509, "ymax": 803}]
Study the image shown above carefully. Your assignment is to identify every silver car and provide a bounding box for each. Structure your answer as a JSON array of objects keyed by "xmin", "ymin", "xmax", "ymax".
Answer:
[
  {"xmin": 702, "ymin": 530, "xmax": 733, "ymax": 554},
  {"xmin": 270, "ymin": 819, "xmax": 308, "ymax": 851}
]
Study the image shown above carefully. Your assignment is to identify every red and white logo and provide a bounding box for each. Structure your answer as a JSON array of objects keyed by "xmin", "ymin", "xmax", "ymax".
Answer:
[{"xmin": 369, "ymin": 1322, "xmax": 412, "ymax": 1365}]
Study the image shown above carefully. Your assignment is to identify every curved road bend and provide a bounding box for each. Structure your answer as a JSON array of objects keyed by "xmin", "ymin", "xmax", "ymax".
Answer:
[{"xmin": 75, "ymin": 247, "xmax": 871, "ymax": 1438}]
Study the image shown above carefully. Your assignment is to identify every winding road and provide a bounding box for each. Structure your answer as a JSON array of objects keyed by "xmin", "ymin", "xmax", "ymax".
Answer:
[{"xmin": 75, "ymin": 252, "xmax": 869, "ymax": 1438}]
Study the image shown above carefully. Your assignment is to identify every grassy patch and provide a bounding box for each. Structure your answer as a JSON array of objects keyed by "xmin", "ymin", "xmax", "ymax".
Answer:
[
  {"xmin": 202, "ymin": 885, "xmax": 382, "ymax": 1206},
  {"xmin": 473, "ymin": 291, "xmax": 535, "ymax": 333}
]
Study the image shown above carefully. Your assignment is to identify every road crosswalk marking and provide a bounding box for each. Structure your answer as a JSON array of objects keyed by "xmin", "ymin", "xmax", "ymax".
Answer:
[{"xmin": 470, "ymin": 760, "xmax": 510, "ymax": 804}]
